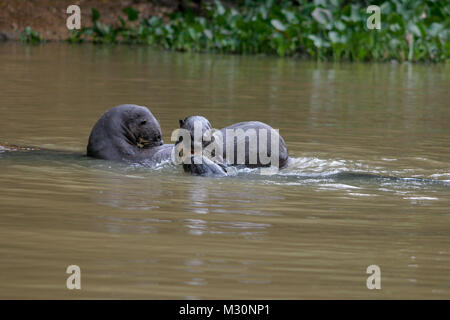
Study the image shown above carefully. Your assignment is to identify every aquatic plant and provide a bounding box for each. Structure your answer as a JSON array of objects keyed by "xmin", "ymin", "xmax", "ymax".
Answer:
[
  {"xmin": 20, "ymin": 26, "xmax": 44, "ymax": 44},
  {"xmin": 69, "ymin": 0, "xmax": 449, "ymax": 62}
]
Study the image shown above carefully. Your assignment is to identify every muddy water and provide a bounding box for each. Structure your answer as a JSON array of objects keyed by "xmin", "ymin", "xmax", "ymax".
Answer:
[{"xmin": 0, "ymin": 43, "xmax": 449, "ymax": 299}]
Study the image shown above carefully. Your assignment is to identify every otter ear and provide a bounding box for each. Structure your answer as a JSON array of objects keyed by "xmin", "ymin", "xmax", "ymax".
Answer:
[{"xmin": 179, "ymin": 119, "xmax": 184, "ymax": 127}]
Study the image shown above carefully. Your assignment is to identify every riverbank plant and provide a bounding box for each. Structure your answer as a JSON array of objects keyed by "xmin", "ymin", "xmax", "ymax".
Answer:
[
  {"xmin": 67, "ymin": 0, "xmax": 448, "ymax": 62},
  {"xmin": 20, "ymin": 26, "xmax": 44, "ymax": 44}
]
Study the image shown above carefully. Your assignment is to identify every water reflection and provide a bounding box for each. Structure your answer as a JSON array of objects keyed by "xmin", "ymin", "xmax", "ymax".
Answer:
[{"xmin": 184, "ymin": 218, "xmax": 270, "ymax": 238}]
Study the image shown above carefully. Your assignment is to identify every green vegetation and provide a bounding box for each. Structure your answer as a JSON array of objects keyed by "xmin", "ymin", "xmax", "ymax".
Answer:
[
  {"xmin": 68, "ymin": 0, "xmax": 448, "ymax": 62},
  {"xmin": 20, "ymin": 26, "xmax": 44, "ymax": 44}
]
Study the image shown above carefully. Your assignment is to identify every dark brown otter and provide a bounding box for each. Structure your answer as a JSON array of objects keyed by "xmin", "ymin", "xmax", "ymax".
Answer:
[
  {"xmin": 86, "ymin": 104, "xmax": 172, "ymax": 163},
  {"xmin": 176, "ymin": 116, "xmax": 290, "ymax": 176}
]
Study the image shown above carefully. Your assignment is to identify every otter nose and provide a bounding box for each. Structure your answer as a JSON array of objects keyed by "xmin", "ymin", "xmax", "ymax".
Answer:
[{"xmin": 158, "ymin": 140, "xmax": 164, "ymax": 146}]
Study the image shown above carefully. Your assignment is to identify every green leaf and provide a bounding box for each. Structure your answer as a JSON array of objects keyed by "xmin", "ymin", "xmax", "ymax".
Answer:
[
  {"xmin": 165, "ymin": 25, "xmax": 174, "ymax": 34},
  {"xmin": 148, "ymin": 16, "xmax": 161, "ymax": 27},
  {"xmin": 188, "ymin": 27, "xmax": 197, "ymax": 40},
  {"xmin": 314, "ymin": 0, "xmax": 327, "ymax": 6},
  {"xmin": 335, "ymin": 21, "xmax": 346, "ymax": 31},
  {"xmin": 329, "ymin": 0, "xmax": 341, "ymax": 7},
  {"xmin": 380, "ymin": 2, "xmax": 392, "ymax": 15},
  {"xmin": 312, "ymin": 8, "xmax": 332, "ymax": 25},
  {"xmin": 350, "ymin": 5, "xmax": 361, "ymax": 22},
  {"xmin": 428, "ymin": 23, "xmax": 443, "ymax": 37},
  {"xmin": 389, "ymin": 23, "xmax": 401, "ymax": 32},
  {"xmin": 91, "ymin": 8, "xmax": 100, "ymax": 23},
  {"xmin": 282, "ymin": 10, "xmax": 298, "ymax": 24},
  {"xmin": 204, "ymin": 29, "xmax": 213, "ymax": 40},
  {"xmin": 329, "ymin": 31, "xmax": 341, "ymax": 43},
  {"xmin": 215, "ymin": 0, "xmax": 226, "ymax": 16},
  {"xmin": 308, "ymin": 34, "xmax": 324, "ymax": 47},
  {"xmin": 271, "ymin": 19, "xmax": 286, "ymax": 32},
  {"xmin": 407, "ymin": 23, "xmax": 421, "ymax": 37},
  {"xmin": 123, "ymin": 7, "xmax": 139, "ymax": 22}
]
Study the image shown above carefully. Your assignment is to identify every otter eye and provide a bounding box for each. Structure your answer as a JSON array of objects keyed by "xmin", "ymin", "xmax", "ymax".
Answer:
[
  {"xmin": 140, "ymin": 120, "xmax": 147, "ymax": 125},
  {"xmin": 178, "ymin": 136, "xmax": 183, "ymax": 142}
]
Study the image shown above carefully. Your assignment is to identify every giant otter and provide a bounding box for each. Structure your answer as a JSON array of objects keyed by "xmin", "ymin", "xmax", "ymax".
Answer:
[
  {"xmin": 176, "ymin": 116, "xmax": 290, "ymax": 176},
  {"xmin": 87, "ymin": 104, "xmax": 172, "ymax": 163}
]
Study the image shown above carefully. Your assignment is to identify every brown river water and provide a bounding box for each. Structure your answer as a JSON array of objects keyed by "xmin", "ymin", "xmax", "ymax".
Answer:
[{"xmin": 0, "ymin": 43, "xmax": 449, "ymax": 299}]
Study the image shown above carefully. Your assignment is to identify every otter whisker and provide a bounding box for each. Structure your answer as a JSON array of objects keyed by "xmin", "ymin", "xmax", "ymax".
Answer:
[{"xmin": 121, "ymin": 124, "xmax": 138, "ymax": 146}]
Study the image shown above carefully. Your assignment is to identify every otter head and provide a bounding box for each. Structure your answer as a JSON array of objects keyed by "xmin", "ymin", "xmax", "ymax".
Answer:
[
  {"xmin": 178, "ymin": 116, "xmax": 214, "ymax": 153},
  {"xmin": 119, "ymin": 106, "xmax": 163, "ymax": 149},
  {"xmin": 87, "ymin": 104, "xmax": 164, "ymax": 161},
  {"xmin": 175, "ymin": 115, "xmax": 226, "ymax": 176}
]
